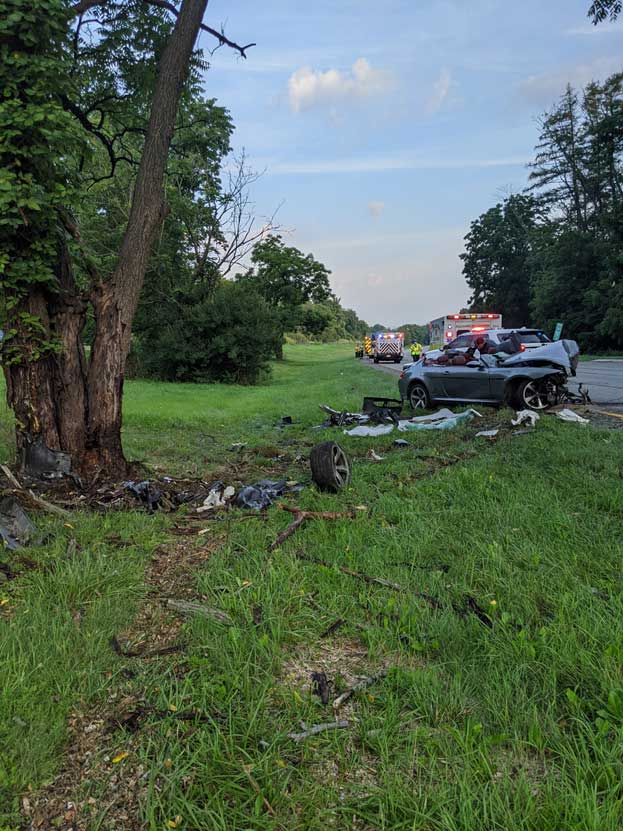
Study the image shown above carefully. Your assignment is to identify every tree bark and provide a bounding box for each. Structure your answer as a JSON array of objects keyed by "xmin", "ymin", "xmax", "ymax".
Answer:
[
  {"xmin": 85, "ymin": 0, "xmax": 210, "ymax": 476},
  {"xmin": 3, "ymin": 239, "xmax": 89, "ymax": 466},
  {"xmin": 4, "ymin": 0, "xmax": 210, "ymax": 479}
]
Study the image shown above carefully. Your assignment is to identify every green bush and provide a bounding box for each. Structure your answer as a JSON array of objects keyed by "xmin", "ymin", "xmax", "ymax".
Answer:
[{"xmin": 134, "ymin": 281, "xmax": 282, "ymax": 384}]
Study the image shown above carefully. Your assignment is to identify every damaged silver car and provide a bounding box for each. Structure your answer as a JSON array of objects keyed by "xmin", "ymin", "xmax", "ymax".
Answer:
[{"xmin": 398, "ymin": 340, "xmax": 588, "ymax": 411}]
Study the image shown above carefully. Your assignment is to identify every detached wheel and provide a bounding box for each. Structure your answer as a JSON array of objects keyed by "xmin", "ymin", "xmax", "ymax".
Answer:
[
  {"xmin": 310, "ymin": 442, "xmax": 351, "ymax": 492},
  {"xmin": 408, "ymin": 382, "xmax": 431, "ymax": 410},
  {"xmin": 514, "ymin": 379, "xmax": 553, "ymax": 411}
]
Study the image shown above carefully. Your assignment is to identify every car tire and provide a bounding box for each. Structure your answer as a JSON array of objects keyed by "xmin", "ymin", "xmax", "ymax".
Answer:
[
  {"xmin": 393, "ymin": 356, "xmax": 401, "ymax": 363},
  {"xmin": 310, "ymin": 442, "xmax": 351, "ymax": 492},
  {"xmin": 408, "ymin": 382, "xmax": 431, "ymax": 410},
  {"xmin": 513, "ymin": 379, "xmax": 552, "ymax": 411}
]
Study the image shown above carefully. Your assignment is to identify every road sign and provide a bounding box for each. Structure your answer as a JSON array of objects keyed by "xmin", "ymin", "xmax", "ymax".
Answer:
[{"xmin": 553, "ymin": 322, "xmax": 564, "ymax": 341}]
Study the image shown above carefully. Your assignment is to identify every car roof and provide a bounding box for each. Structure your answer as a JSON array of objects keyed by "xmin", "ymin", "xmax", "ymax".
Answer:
[{"xmin": 454, "ymin": 328, "xmax": 544, "ymax": 337}]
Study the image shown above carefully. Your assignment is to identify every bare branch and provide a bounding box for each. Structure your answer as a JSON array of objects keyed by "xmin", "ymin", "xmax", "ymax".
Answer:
[{"xmin": 142, "ymin": 0, "xmax": 256, "ymax": 57}]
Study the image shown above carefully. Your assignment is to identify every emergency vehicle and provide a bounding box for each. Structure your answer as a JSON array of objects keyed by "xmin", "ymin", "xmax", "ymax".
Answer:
[
  {"xmin": 427, "ymin": 313, "xmax": 502, "ymax": 347},
  {"xmin": 371, "ymin": 331, "xmax": 404, "ymax": 363}
]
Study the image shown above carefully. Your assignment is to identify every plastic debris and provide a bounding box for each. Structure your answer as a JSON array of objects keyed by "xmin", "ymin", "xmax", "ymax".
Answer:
[
  {"xmin": 368, "ymin": 449, "xmax": 386, "ymax": 461},
  {"xmin": 556, "ymin": 408, "xmax": 590, "ymax": 424},
  {"xmin": 235, "ymin": 479, "xmax": 302, "ymax": 511},
  {"xmin": 197, "ymin": 482, "xmax": 235, "ymax": 513},
  {"xmin": 228, "ymin": 442, "xmax": 247, "ymax": 451},
  {"xmin": 362, "ymin": 397, "xmax": 403, "ymax": 424},
  {"xmin": 393, "ymin": 439, "xmax": 410, "ymax": 447},
  {"xmin": 123, "ymin": 480, "xmax": 162, "ymax": 510},
  {"xmin": 511, "ymin": 410, "xmax": 540, "ymax": 427},
  {"xmin": 21, "ymin": 436, "xmax": 71, "ymax": 479},
  {"xmin": 276, "ymin": 416, "xmax": 294, "ymax": 428},
  {"xmin": 0, "ymin": 497, "xmax": 40, "ymax": 550},
  {"xmin": 344, "ymin": 424, "xmax": 395, "ymax": 437},
  {"xmin": 476, "ymin": 429, "xmax": 499, "ymax": 438},
  {"xmin": 397, "ymin": 408, "xmax": 481, "ymax": 432}
]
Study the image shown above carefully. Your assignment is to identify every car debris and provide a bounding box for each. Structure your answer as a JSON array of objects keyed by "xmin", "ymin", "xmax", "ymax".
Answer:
[
  {"xmin": 0, "ymin": 496, "xmax": 40, "ymax": 550},
  {"xmin": 511, "ymin": 410, "xmax": 540, "ymax": 427},
  {"xmin": 367, "ymin": 449, "xmax": 386, "ymax": 461},
  {"xmin": 344, "ymin": 424, "xmax": 395, "ymax": 437},
  {"xmin": 310, "ymin": 441, "xmax": 351, "ymax": 490},
  {"xmin": 235, "ymin": 479, "xmax": 303, "ymax": 511},
  {"xmin": 276, "ymin": 416, "xmax": 294, "ymax": 428},
  {"xmin": 555, "ymin": 408, "xmax": 590, "ymax": 424},
  {"xmin": 393, "ymin": 439, "xmax": 410, "ymax": 448},
  {"xmin": 197, "ymin": 482, "xmax": 235, "ymax": 513},
  {"xmin": 397, "ymin": 407, "xmax": 481, "ymax": 432},
  {"xmin": 123, "ymin": 480, "xmax": 162, "ymax": 511},
  {"xmin": 319, "ymin": 405, "xmax": 368, "ymax": 427},
  {"xmin": 475, "ymin": 429, "xmax": 499, "ymax": 438},
  {"xmin": 21, "ymin": 436, "xmax": 71, "ymax": 480},
  {"xmin": 228, "ymin": 442, "xmax": 247, "ymax": 452},
  {"xmin": 362, "ymin": 397, "xmax": 403, "ymax": 424}
]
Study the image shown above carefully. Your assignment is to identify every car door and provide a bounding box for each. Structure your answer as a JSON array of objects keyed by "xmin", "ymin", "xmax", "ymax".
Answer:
[{"xmin": 439, "ymin": 360, "xmax": 493, "ymax": 401}]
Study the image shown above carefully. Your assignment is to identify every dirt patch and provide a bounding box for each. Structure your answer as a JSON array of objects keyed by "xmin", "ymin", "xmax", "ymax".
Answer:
[
  {"xmin": 24, "ymin": 533, "xmax": 223, "ymax": 830},
  {"xmin": 25, "ymin": 705, "xmax": 148, "ymax": 831}
]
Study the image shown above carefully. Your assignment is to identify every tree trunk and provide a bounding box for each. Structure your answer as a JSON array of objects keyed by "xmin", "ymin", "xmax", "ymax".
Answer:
[
  {"xmin": 3, "ymin": 239, "xmax": 89, "ymax": 467},
  {"xmin": 4, "ymin": 0, "xmax": 210, "ymax": 480},
  {"xmin": 86, "ymin": 0, "xmax": 210, "ymax": 475}
]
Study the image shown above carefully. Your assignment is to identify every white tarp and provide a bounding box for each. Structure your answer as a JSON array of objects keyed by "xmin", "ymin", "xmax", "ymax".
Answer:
[
  {"xmin": 556, "ymin": 408, "xmax": 589, "ymax": 424},
  {"xmin": 397, "ymin": 408, "xmax": 481, "ymax": 432}
]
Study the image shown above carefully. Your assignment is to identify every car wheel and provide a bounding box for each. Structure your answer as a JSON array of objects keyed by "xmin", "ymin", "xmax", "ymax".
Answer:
[
  {"xmin": 408, "ymin": 382, "xmax": 430, "ymax": 410},
  {"xmin": 515, "ymin": 379, "xmax": 552, "ymax": 411},
  {"xmin": 310, "ymin": 442, "xmax": 351, "ymax": 492}
]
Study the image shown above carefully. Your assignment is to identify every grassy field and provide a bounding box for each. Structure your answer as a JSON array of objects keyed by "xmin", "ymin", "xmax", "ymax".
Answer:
[{"xmin": 1, "ymin": 343, "xmax": 623, "ymax": 830}]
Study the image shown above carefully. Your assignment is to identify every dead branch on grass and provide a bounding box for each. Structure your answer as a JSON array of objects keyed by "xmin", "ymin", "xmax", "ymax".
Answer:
[{"xmin": 269, "ymin": 506, "xmax": 356, "ymax": 551}]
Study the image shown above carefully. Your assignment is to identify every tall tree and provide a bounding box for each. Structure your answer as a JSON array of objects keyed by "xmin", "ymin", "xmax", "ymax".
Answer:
[
  {"xmin": 460, "ymin": 195, "xmax": 538, "ymax": 327},
  {"xmin": 240, "ymin": 235, "xmax": 333, "ymax": 353},
  {"xmin": 0, "ymin": 0, "xmax": 253, "ymax": 477}
]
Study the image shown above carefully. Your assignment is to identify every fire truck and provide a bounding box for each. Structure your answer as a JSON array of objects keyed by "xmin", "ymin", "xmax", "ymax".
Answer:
[
  {"xmin": 370, "ymin": 331, "xmax": 404, "ymax": 363},
  {"xmin": 427, "ymin": 313, "xmax": 502, "ymax": 348}
]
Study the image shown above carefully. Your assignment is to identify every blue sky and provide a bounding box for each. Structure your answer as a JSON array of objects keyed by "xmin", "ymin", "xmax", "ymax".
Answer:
[{"xmin": 200, "ymin": 0, "xmax": 622, "ymax": 326}]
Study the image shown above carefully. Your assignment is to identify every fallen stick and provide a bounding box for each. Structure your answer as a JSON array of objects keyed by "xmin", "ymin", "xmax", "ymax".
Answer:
[
  {"xmin": 295, "ymin": 552, "xmax": 403, "ymax": 591},
  {"xmin": 0, "ymin": 464, "xmax": 71, "ymax": 518},
  {"xmin": 109, "ymin": 635, "xmax": 185, "ymax": 659},
  {"xmin": 333, "ymin": 670, "xmax": 389, "ymax": 712},
  {"xmin": 166, "ymin": 598, "xmax": 234, "ymax": 626},
  {"xmin": 287, "ymin": 720, "xmax": 350, "ymax": 742},
  {"xmin": 297, "ymin": 553, "xmax": 443, "ymax": 610},
  {"xmin": 320, "ymin": 618, "xmax": 346, "ymax": 638},
  {"xmin": 269, "ymin": 506, "xmax": 356, "ymax": 551}
]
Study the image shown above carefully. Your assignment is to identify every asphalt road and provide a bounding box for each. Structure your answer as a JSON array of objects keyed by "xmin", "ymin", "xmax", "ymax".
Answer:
[{"xmin": 366, "ymin": 357, "xmax": 623, "ymax": 405}]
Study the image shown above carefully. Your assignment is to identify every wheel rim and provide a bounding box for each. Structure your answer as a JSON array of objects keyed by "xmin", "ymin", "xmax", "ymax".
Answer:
[
  {"xmin": 332, "ymin": 444, "xmax": 350, "ymax": 487},
  {"xmin": 522, "ymin": 381, "xmax": 549, "ymax": 410},
  {"xmin": 410, "ymin": 385, "xmax": 427, "ymax": 409}
]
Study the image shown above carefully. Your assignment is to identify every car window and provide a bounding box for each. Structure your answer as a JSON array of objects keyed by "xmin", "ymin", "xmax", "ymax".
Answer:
[
  {"xmin": 449, "ymin": 335, "xmax": 471, "ymax": 349},
  {"xmin": 516, "ymin": 333, "xmax": 550, "ymax": 344}
]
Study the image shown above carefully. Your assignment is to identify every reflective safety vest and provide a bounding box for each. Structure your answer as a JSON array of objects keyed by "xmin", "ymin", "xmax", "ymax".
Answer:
[{"xmin": 410, "ymin": 342, "xmax": 422, "ymax": 356}]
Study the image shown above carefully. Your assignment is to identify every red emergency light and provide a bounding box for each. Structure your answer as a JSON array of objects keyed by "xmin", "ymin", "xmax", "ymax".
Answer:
[{"xmin": 473, "ymin": 326, "xmax": 487, "ymax": 332}]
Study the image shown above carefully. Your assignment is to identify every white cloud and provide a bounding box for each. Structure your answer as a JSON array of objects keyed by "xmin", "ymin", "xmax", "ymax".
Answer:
[
  {"xmin": 265, "ymin": 154, "xmax": 528, "ymax": 175},
  {"xmin": 287, "ymin": 57, "xmax": 392, "ymax": 112},
  {"xmin": 427, "ymin": 67, "xmax": 453, "ymax": 114},
  {"xmin": 517, "ymin": 57, "xmax": 622, "ymax": 106},
  {"xmin": 367, "ymin": 201, "xmax": 385, "ymax": 218}
]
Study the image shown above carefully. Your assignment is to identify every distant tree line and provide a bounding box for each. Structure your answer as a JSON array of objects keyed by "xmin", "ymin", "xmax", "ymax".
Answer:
[{"xmin": 462, "ymin": 73, "xmax": 623, "ymax": 350}]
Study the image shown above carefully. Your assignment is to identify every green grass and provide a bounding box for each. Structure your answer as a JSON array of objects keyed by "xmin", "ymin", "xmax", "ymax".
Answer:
[{"xmin": 1, "ymin": 344, "xmax": 623, "ymax": 829}]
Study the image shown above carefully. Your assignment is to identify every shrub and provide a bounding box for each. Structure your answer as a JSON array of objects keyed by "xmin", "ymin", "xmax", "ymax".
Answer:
[{"xmin": 134, "ymin": 281, "xmax": 282, "ymax": 384}]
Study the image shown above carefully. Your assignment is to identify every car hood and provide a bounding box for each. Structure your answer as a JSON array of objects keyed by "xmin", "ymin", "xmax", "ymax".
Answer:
[{"xmin": 500, "ymin": 339, "xmax": 579, "ymax": 372}]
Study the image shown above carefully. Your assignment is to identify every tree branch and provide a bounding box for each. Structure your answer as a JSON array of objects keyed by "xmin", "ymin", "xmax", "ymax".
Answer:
[{"xmin": 142, "ymin": 0, "xmax": 256, "ymax": 57}]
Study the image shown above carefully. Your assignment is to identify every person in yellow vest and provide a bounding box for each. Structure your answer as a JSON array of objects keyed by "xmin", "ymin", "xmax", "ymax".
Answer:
[{"xmin": 410, "ymin": 341, "xmax": 423, "ymax": 361}]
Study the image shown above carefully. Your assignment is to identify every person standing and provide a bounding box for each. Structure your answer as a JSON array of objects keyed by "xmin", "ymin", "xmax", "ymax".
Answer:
[{"xmin": 410, "ymin": 341, "xmax": 423, "ymax": 361}]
